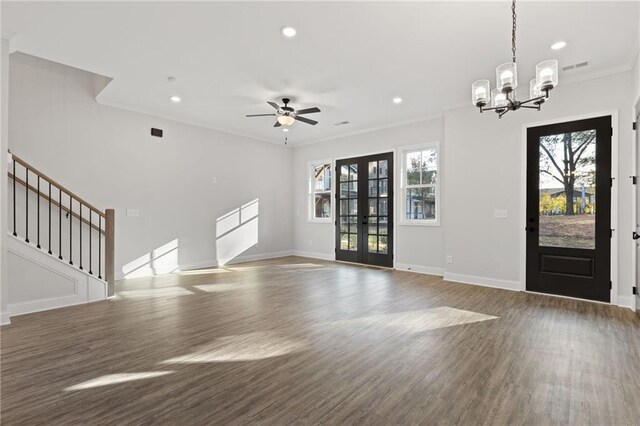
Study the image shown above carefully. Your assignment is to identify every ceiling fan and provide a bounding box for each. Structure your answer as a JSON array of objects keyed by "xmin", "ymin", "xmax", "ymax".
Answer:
[{"xmin": 246, "ymin": 98, "xmax": 321, "ymax": 127}]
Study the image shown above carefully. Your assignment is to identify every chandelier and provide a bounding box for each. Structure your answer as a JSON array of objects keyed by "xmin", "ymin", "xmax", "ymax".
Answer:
[{"xmin": 471, "ymin": 0, "xmax": 558, "ymax": 118}]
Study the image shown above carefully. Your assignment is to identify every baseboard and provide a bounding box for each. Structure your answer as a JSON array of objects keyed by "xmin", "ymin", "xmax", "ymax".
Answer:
[
  {"xmin": 444, "ymin": 272, "xmax": 521, "ymax": 292},
  {"xmin": 394, "ymin": 263, "xmax": 444, "ymax": 276},
  {"xmin": 0, "ymin": 311, "xmax": 10, "ymax": 326},
  {"xmin": 617, "ymin": 295, "xmax": 636, "ymax": 311},
  {"xmin": 290, "ymin": 250, "xmax": 335, "ymax": 261}
]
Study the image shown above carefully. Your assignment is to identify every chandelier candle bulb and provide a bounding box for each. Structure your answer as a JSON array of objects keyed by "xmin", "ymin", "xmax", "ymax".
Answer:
[
  {"xmin": 491, "ymin": 88, "xmax": 507, "ymax": 112},
  {"xmin": 471, "ymin": 80, "xmax": 491, "ymax": 107},
  {"xmin": 536, "ymin": 60, "xmax": 558, "ymax": 91},
  {"xmin": 529, "ymin": 79, "xmax": 544, "ymax": 105},
  {"xmin": 496, "ymin": 62, "xmax": 518, "ymax": 93}
]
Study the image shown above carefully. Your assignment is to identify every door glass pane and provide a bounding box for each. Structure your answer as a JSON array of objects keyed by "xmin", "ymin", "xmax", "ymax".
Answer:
[
  {"xmin": 341, "ymin": 182, "xmax": 350, "ymax": 199},
  {"xmin": 349, "ymin": 234, "xmax": 358, "ymax": 251},
  {"xmin": 340, "ymin": 233, "xmax": 349, "ymax": 250},
  {"xmin": 378, "ymin": 179, "xmax": 388, "ymax": 197},
  {"xmin": 379, "ymin": 160, "xmax": 388, "ymax": 178},
  {"xmin": 369, "ymin": 161, "xmax": 378, "ymax": 178},
  {"xmin": 368, "ymin": 199, "xmax": 377, "ymax": 215},
  {"xmin": 368, "ymin": 217, "xmax": 377, "ymax": 235},
  {"xmin": 368, "ymin": 180, "xmax": 378, "ymax": 197},
  {"xmin": 349, "ymin": 181, "xmax": 358, "ymax": 196},
  {"xmin": 379, "ymin": 236, "xmax": 388, "ymax": 254},
  {"xmin": 378, "ymin": 199, "xmax": 388, "ymax": 216},
  {"xmin": 349, "ymin": 216, "xmax": 358, "ymax": 233},
  {"xmin": 378, "ymin": 216, "xmax": 388, "ymax": 235},
  {"xmin": 539, "ymin": 130, "xmax": 596, "ymax": 249},
  {"xmin": 340, "ymin": 217, "xmax": 349, "ymax": 233},
  {"xmin": 340, "ymin": 200, "xmax": 349, "ymax": 216},
  {"xmin": 341, "ymin": 165, "xmax": 349, "ymax": 182},
  {"xmin": 348, "ymin": 199, "xmax": 357, "ymax": 215},
  {"xmin": 349, "ymin": 164, "xmax": 358, "ymax": 181},
  {"xmin": 368, "ymin": 235, "xmax": 378, "ymax": 253}
]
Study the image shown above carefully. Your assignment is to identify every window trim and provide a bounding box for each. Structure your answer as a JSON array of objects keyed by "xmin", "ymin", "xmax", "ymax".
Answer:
[
  {"xmin": 399, "ymin": 142, "xmax": 440, "ymax": 226},
  {"xmin": 307, "ymin": 158, "xmax": 333, "ymax": 223}
]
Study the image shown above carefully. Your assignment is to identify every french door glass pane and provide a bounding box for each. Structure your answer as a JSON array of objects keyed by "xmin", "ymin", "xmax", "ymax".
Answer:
[
  {"xmin": 368, "ymin": 235, "xmax": 378, "ymax": 253},
  {"xmin": 379, "ymin": 160, "xmax": 388, "ymax": 178},
  {"xmin": 538, "ymin": 130, "xmax": 596, "ymax": 249},
  {"xmin": 368, "ymin": 181, "xmax": 378, "ymax": 197}
]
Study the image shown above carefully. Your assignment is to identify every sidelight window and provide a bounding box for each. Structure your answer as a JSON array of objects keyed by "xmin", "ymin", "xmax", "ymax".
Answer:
[{"xmin": 309, "ymin": 160, "xmax": 332, "ymax": 221}]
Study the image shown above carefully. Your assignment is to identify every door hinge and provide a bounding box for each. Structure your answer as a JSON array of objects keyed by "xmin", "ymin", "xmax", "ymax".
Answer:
[
  {"xmin": 334, "ymin": 220, "xmax": 337, "ymax": 226},
  {"xmin": 633, "ymin": 232, "xmax": 640, "ymax": 240},
  {"xmin": 610, "ymin": 281, "xmax": 612, "ymax": 290},
  {"xmin": 610, "ymin": 228, "xmax": 615, "ymax": 238},
  {"xmin": 633, "ymin": 286, "xmax": 637, "ymax": 295},
  {"xmin": 631, "ymin": 176, "xmax": 637, "ymax": 185},
  {"xmin": 633, "ymin": 122, "xmax": 637, "ymax": 131},
  {"xmin": 610, "ymin": 177, "xmax": 615, "ymax": 187},
  {"xmin": 611, "ymin": 127, "xmax": 614, "ymax": 136}
]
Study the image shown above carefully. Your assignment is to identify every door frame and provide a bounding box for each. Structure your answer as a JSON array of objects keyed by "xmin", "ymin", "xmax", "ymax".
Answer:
[
  {"xmin": 633, "ymin": 98, "xmax": 640, "ymax": 312},
  {"xmin": 519, "ymin": 110, "xmax": 619, "ymax": 305},
  {"xmin": 333, "ymin": 148, "xmax": 399, "ymax": 268}
]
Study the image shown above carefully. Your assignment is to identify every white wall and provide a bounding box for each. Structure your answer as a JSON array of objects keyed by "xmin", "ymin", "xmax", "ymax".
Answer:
[
  {"xmin": 292, "ymin": 118, "xmax": 445, "ymax": 273},
  {"xmin": 9, "ymin": 53, "xmax": 293, "ymax": 280},
  {"xmin": 1, "ymin": 37, "xmax": 10, "ymax": 324},
  {"xmin": 443, "ymin": 71, "xmax": 635, "ymax": 304}
]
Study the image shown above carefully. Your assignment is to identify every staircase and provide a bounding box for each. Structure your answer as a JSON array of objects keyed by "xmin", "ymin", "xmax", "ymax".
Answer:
[{"xmin": 6, "ymin": 150, "xmax": 115, "ymax": 317}]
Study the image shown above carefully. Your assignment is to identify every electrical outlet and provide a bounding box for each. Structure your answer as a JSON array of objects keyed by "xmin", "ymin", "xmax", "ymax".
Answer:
[
  {"xmin": 494, "ymin": 209, "xmax": 508, "ymax": 219},
  {"xmin": 446, "ymin": 255, "xmax": 454, "ymax": 264}
]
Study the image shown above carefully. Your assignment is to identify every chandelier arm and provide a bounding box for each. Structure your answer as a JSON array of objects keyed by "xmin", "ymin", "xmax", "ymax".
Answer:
[
  {"xmin": 520, "ymin": 95, "xmax": 546, "ymax": 106},
  {"xmin": 499, "ymin": 109, "xmax": 510, "ymax": 119},
  {"xmin": 520, "ymin": 105, "xmax": 541, "ymax": 110}
]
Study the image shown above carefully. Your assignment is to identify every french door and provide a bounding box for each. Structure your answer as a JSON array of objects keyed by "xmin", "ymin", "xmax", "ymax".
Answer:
[
  {"xmin": 335, "ymin": 152, "xmax": 394, "ymax": 267},
  {"xmin": 526, "ymin": 116, "xmax": 611, "ymax": 302}
]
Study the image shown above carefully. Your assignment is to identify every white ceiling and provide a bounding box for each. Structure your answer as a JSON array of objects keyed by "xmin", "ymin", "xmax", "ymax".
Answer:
[{"xmin": 3, "ymin": 1, "xmax": 639, "ymax": 145}]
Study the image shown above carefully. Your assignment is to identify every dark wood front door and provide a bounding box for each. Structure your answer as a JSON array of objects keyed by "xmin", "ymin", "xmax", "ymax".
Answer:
[
  {"xmin": 526, "ymin": 116, "xmax": 612, "ymax": 302},
  {"xmin": 335, "ymin": 152, "xmax": 394, "ymax": 267}
]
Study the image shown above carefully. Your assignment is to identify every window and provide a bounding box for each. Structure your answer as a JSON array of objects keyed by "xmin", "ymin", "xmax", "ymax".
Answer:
[
  {"xmin": 309, "ymin": 161, "xmax": 332, "ymax": 221},
  {"xmin": 402, "ymin": 145, "xmax": 439, "ymax": 224}
]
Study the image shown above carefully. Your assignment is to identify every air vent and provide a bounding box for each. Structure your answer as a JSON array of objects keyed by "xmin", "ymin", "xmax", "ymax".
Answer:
[
  {"xmin": 334, "ymin": 121, "xmax": 350, "ymax": 126},
  {"xmin": 562, "ymin": 61, "xmax": 590, "ymax": 72}
]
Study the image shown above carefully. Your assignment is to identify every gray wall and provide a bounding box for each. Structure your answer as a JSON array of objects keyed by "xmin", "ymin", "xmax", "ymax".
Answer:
[{"xmin": 9, "ymin": 53, "xmax": 294, "ymax": 280}]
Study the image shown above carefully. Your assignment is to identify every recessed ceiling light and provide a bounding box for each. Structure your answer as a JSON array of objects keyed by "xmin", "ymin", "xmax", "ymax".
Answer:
[
  {"xmin": 170, "ymin": 96, "xmax": 181, "ymax": 103},
  {"xmin": 282, "ymin": 128, "xmax": 289, "ymax": 132},
  {"xmin": 392, "ymin": 97, "xmax": 403, "ymax": 104},
  {"xmin": 551, "ymin": 41, "xmax": 567, "ymax": 50},
  {"xmin": 282, "ymin": 27, "xmax": 297, "ymax": 38}
]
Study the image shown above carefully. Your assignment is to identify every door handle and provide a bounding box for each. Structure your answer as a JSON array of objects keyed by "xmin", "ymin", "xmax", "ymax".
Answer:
[
  {"xmin": 525, "ymin": 226, "xmax": 537, "ymax": 232},
  {"xmin": 633, "ymin": 232, "xmax": 640, "ymax": 240},
  {"xmin": 362, "ymin": 215, "xmax": 368, "ymax": 225}
]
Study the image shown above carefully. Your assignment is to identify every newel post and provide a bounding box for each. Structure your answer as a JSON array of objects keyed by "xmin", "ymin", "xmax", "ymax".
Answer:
[{"xmin": 105, "ymin": 208, "xmax": 115, "ymax": 297}]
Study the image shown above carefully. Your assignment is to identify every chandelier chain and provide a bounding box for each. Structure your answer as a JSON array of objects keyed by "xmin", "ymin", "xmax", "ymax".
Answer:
[{"xmin": 512, "ymin": 0, "xmax": 517, "ymax": 63}]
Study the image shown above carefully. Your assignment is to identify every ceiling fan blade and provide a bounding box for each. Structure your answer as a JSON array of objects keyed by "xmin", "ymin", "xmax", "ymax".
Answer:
[
  {"xmin": 295, "ymin": 115, "xmax": 318, "ymax": 126},
  {"xmin": 295, "ymin": 107, "xmax": 321, "ymax": 115},
  {"xmin": 274, "ymin": 121, "xmax": 282, "ymax": 127},
  {"xmin": 267, "ymin": 101, "xmax": 280, "ymax": 110},
  {"xmin": 246, "ymin": 114, "xmax": 276, "ymax": 117}
]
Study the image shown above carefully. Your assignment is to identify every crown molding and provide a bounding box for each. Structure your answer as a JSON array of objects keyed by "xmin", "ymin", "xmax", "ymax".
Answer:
[
  {"xmin": 292, "ymin": 114, "xmax": 443, "ymax": 148},
  {"xmin": 1, "ymin": 30, "xmax": 19, "ymax": 53}
]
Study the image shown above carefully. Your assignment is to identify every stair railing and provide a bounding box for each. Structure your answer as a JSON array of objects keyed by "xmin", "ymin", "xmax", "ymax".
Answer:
[{"xmin": 7, "ymin": 150, "xmax": 115, "ymax": 296}]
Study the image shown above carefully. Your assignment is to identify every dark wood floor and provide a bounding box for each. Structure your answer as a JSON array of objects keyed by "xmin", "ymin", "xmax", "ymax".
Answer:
[{"xmin": 2, "ymin": 256, "xmax": 639, "ymax": 425}]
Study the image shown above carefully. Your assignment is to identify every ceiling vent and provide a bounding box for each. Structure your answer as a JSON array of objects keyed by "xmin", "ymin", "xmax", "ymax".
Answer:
[
  {"xmin": 562, "ymin": 61, "xmax": 590, "ymax": 72},
  {"xmin": 334, "ymin": 121, "xmax": 350, "ymax": 126}
]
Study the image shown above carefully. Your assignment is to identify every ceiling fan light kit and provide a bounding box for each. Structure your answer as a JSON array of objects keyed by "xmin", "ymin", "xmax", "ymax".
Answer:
[
  {"xmin": 471, "ymin": 0, "xmax": 558, "ymax": 118},
  {"xmin": 246, "ymin": 97, "xmax": 321, "ymax": 128}
]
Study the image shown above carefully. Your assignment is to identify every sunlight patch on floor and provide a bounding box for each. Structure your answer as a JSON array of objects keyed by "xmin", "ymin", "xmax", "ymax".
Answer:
[
  {"xmin": 160, "ymin": 331, "xmax": 307, "ymax": 363},
  {"xmin": 193, "ymin": 283, "xmax": 257, "ymax": 293},
  {"xmin": 65, "ymin": 371, "xmax": 173, "ymax": 391},
  {"xmin": 176, "ymin": 268, "xmax": 230, "ymax": 275},
  {"xmin": 332, "ymin": 307, "xmax": 498, "ymax": 333},
  {"xmin": 278, "ymin": 263, "xmax": 325, "ymax": 269},
  {"xmin": 118, "ymin": 287, "xmax": 193, "ymax": 299}
]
